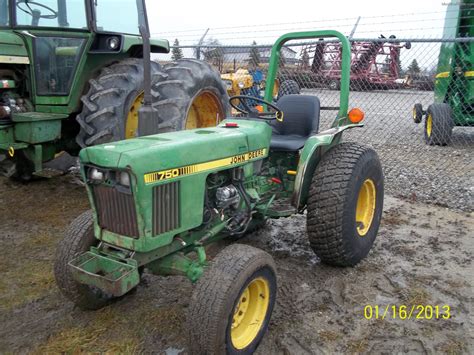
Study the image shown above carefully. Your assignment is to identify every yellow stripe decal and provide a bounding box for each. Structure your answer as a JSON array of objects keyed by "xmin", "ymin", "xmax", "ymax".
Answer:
[
  {"xmin": 465, "ymin": 71, "xmax": 474, "ymax": 77},
  {"xmin": 0, "ymin": 55, "xmax": 30, "ymax": 64},
  {"xmin": 144, "ymin": 148, "xmax": 267, "ymax": 184},
  {"xmin": 435, "ymin": 71, "xmax": 450, "ymax": 78}
]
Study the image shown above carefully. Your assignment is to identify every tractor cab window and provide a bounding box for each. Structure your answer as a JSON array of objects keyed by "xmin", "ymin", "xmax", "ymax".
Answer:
[
  {"xmin": 94, "ymin": 0, "xmax": 140, "ymax": 35},
  {"xmin": 15, "ymin": 0, "xmax": 87, "ymax": 29},
  {"xmin": 0, "ymin": 0, "xmax": 9, "ymax": 26},
  {"xmin": 34, "ymin": 36, "xmax": 86, "ymax": 95}
]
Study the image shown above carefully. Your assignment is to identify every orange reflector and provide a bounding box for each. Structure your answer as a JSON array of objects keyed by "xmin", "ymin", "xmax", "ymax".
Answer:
[
  {"xmin": 255, "ymin": 105, "xmax": 264, "ymax": 112},
  {"xmin": 348, "ymin": 108, "xmax": 365, "ymax": 123}
]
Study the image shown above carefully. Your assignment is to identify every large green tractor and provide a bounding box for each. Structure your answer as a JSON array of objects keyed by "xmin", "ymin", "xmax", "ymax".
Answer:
[
  {"xmin": 54, "ymin": 30, "xmax": 384, "ymax": 353},
  {"xmin": 413, "ymin": 0, "xmax": 474, "ymax": 145},
  {"xmin": 0, "ymin": 0, "xmax": 228, "ymax": 180}
]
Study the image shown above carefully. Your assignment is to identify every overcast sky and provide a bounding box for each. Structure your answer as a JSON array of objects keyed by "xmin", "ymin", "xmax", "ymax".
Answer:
[
  {"xmin": 147, "ymin": 0, "xmax": 450, "ymax": 43},
  {"xmin": 146, "ymin": 0, "xmax": 457, "ymax": 70}
]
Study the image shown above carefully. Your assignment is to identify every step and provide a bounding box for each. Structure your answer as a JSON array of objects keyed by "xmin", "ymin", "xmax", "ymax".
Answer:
[
  {"xmin": 69, "ymin": 251, "xmax": 140, "ymax": 297},
  {"xmin": 12, "ymin": 111, "xmax": 68, "ymax": 122}
]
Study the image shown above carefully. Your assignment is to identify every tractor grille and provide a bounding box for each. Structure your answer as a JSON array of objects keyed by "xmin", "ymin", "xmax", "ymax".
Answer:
[
  {"xmin": 153, "ymin": 181, "xmax": 180, "ymax": 235},
  {"xmin": 93, "ymin": 185, "xmax": 139, "ymax": 238}
]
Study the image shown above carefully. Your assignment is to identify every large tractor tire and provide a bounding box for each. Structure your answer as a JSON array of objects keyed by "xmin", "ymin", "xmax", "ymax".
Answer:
[
  {"xmin": 153, "ymin": 59, "xmax": 229, "ymax": 131},
  {"xmin": 187, "ymin": 244, "xmax": 277, "ymax": 354},
  {"xmin": 277, "ymin": 79, "xmax": 300, "ymax": 101},
  {"xmin": 76, "ymin": 58, "xmax": 228, "ymax": 147},
  {"xmin": 76, "ymin": 58, "xmax": 160, "ymax": 147},
  {"xmin": 424, "ymin": 103, "xmax": 453, "ymax": 146},
  {"xmin": 306, "ymin": 143, "xmax": 384, "ymax": 266},
  {"xmin": 54, "ymin": 210, "xmax": 114, "ymax": 310}
]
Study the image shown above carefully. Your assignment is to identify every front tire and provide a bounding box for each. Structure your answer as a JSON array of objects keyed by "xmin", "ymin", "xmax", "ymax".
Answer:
[
  {"xmin": 187, "ymin": 244, "xmax": 277, "ymax": 354},
  {"xmin": 306, "ymin": 143, "xmax": 384, "ymax": 266},
  {"xmin": 54, "ymin": 210, "xmax": 114, "ymax": 310},
  {"xmin": 413, "ymin": 103, "xmax": 423, "ymax": 124},
  {"xmin": 328, "ymin": 79, "xmax": 339, "ymax": 91}
]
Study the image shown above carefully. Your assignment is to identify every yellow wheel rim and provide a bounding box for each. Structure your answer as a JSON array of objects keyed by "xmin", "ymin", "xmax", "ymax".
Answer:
[
  {"xmin": 125, "ymin": 92, "xmax": 144, "ymax": 139},
  {"xmin": 356, "ymin": 179, "xmax": 376, "ymax": 236},
  {"xmin": 426, "ymin": 114, "xmax": 432, "ymax": 137},
  {"xmin": 231, "ymin": 277, "xmax": 270, "ymax": 350},
  {"xmin": 412, "ymin": 107, "xmax": 417, "ymax": 121},
  {"xmin": 185, "ymin": 90, "xmax": 224, "ymax": 129}
]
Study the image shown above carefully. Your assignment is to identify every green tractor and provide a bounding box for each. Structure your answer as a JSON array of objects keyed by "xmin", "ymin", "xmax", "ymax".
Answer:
[
  {"xmin": 0, "ymin": 0, "xmax": 228, "ymax": 180},
  {"xmin": 54, "ymin": 30, "xmax": 384, "ymax": 354},
  {"xmin": 413, "ymin": 0, "xmax": 474, "ymax": 145}
]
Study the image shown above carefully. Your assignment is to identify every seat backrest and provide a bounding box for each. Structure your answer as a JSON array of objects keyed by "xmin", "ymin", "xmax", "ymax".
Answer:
[{"xmin": 272, "ymin": 94, "xmax": 320, "ymax": 137}]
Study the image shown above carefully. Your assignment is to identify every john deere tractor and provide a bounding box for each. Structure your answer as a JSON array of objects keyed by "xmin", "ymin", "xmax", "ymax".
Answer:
[
  {"xmin": 0, "ymin": 0, "xmax": 228, "ymax": 180},
  {"xmin": 54, "ymin": 30, "xmax": 384, "ymax": 353},
  {"xmin": 413, "ymin": 0, "xmax": 473, "ymax": 145}
]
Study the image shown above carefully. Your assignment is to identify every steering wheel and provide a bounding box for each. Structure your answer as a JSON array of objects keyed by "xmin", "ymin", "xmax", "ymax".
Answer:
[
  {"xmin": 16, "ymin": 0, "xmax": 58, "ymax": 19},
  {"xmin": 229, "ymin": 95, "xmax": 284, "ymax": 121}
]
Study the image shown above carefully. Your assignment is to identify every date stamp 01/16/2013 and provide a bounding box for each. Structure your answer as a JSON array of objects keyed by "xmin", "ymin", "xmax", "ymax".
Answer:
[{"xmin": 363, "ymin": 305, "xmax": 451, "ymax": 320}]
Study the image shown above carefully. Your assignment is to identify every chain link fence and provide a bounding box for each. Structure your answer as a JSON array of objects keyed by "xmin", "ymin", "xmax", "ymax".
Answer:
[{"xmin": 154, "ymin": 9, "xmax": 474, "ymax": 211}]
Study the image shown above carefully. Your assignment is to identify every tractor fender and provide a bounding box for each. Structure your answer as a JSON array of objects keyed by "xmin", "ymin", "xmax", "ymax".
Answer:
[
  {"xmin": 292, "ymin": 124, "xmax": 363, "ymax": 211},
  {"xmin": 122, "ymin": 35, "xmax": 170, "ymax": 54}
]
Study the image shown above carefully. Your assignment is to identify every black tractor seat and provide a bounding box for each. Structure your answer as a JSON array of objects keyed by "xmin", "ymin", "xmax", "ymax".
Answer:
[{"xmin": 270, "ymin": 94, "xmax": 320, "ymax": 151}]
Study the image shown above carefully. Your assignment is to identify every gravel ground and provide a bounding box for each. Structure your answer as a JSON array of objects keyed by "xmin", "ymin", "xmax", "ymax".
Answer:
[
  {"xmin": 0, "ymin": 176, "xmax": 472, "ymax": 353},
  {"xmin": 0, "ymin": 88, "xmax": 472, "ymax": 353},
  {"xmin": 304, "ymin": 88, "xmax": 474, "ymax": 212}
]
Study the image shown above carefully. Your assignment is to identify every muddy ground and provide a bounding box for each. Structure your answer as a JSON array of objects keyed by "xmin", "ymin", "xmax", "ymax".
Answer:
[{"xmin": 0, "ymin": 174, "xmax": 472, "ymax": 354}]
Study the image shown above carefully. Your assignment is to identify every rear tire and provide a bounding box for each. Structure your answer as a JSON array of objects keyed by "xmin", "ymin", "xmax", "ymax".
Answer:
[
  {"xmin": 152, "ymin": 59, "xmax": 229, "ymax": 131},
  {"xmin": 424, "ymin": 103, "xmax": 453, "ymax": 146},
  {"xmin": 76, "ymin": 58, "xmax": 162, "ymax": 147},
  {"xmin": 76, "ymin": 58, "xmax": 228, "ymax": 147},
  {"xmin": 187, "ymin": 244, "xmax": 277, "ymax": 354},
  {"xmin": 54, "ymin": 210, "xmax": 114, "ymax": 310},
  {"xmin": 277, "ymin": 79, "xmax": 300, "ymax": 100},
  {"xmin": 306, "ymin": 143, "xmax": 384, "ymax": 266}
]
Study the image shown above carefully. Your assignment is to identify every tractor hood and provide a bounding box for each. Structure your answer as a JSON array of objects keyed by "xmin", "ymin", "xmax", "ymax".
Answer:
[
  {"xmin": 0, "ymin": 32, "xmax": 29, "ymax": 62},
  {"xmin": 80, "ymin": 119, "xmax": 272, "ymax": 179}
]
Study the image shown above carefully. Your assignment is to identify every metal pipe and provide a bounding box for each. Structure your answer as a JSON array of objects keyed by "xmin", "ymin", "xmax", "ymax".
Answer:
[
  {"xmin": 137, "ymin": 0, "xmax": 151, "ymax": 106},
  {"xmin": 348, "ymin": 16, "xmax": 361, "ymax": 39}
]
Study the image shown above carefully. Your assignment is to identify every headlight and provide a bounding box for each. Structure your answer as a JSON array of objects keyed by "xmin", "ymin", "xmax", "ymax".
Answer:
[
  {"xmin": 119, "ymin": 171, "xmax": 130, "ymax": 187},
  {"xmin": 238, "ymin": 82, "xmax": 245, "ymax": 89},
  {"xmin": 106, "ymin": 36, "xmax": 120, "ymax": 50},
  {"xmin": 89, "ymin": 168, "xmax": 104, "ymax": 181}
]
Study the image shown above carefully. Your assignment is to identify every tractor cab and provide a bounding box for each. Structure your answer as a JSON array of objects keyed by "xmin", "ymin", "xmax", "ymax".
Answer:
[
  {"xmin": 0, "ymin": 0, "xmax": 167, "ymax": 98},
  {"xmin": 0, "ymin": 0, "xmax": 175, "ymax": 179}
]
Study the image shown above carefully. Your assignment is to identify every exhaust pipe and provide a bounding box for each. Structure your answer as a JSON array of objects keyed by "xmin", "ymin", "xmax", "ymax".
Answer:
[{"xmin": 136, "ymin": 0, "xmax": 159, "ymax": 136}]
